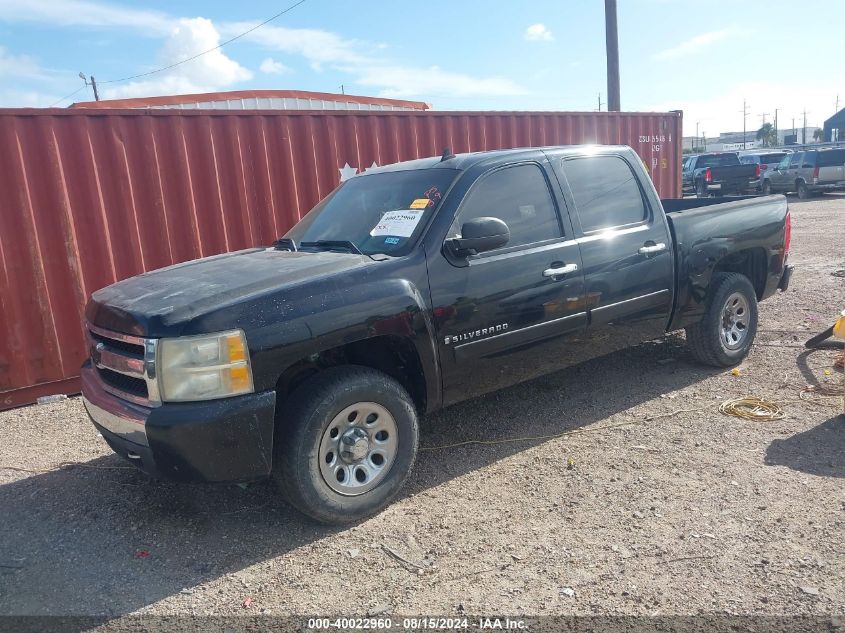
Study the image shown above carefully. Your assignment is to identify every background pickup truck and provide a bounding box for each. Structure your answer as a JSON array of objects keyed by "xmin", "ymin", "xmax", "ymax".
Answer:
[
  {"xmin": 682, "ymin": 152, "xmax": 761, "ymax": 197},
  {"xmin": 82, "ymin": 145, "xmax": 793, "ymax": 524}
]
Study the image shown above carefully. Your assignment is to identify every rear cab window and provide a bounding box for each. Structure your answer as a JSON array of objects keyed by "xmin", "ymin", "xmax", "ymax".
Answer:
[
  {"xmin": 451, "ymin": 163, "xmax": 562, "ymax": 251},
  {"xmin": 760, "ymin": 153, "xmax": 787, "ymax": 165},
  {"xmin": 695, "ymin": 154, "xmax": 741, "ymax": 168},
  {"xmin": 558, "ymin": 155, "xmax": 648, "ymax": 233}
]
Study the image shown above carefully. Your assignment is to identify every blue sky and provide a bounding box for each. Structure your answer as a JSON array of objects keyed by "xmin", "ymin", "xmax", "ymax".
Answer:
[{"xmin": 1, "ymin": 0, "xmax": 842, "ymax": 135}]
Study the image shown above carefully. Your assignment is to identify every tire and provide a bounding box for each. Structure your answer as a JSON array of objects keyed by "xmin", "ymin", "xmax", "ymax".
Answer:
[
  {"xmin": 696, "ymin": 179, "xmax": 708, "ymax": 198},
  {"xmin": 685, "ymin": 272, "xmax": 758, "ymax": 367},
  {"xmin": 797, "ymin": 180, "xmax": 810, "ymax": 199},
  {"xmin": 761, "ymin": 180, "xmax": 772, "ymax": 196},
  {"xmin": 273, "ymin": 366, "xmax": 419, "ymax": 524}
]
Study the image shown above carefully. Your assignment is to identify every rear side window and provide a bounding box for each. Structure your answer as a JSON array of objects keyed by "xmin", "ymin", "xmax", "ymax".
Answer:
[
  {"xmin": 561, "ymin": 155, "xmax": 647, "ymax": 233},
  {"xmin": 454, "ymin": 164, "xmax": 562, "ymax": 249},
  {"xmin": 789, "ymin": 152, "xmax": 804, "ymax": 167},
  {"xmin": 802, "ymin": 152, "xmax": 817, "ymax": 168},
  {"xmin": 817, "ymin": 149, "xmax": 845, "ymax": 167}
]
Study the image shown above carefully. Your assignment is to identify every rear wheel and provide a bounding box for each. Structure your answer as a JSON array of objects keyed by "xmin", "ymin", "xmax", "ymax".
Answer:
[
  {"xmin": 797, "ymin": 180, "xmax": 810, "ymax": 199},
  {"xmin": 761, "ymin": 180, "xmax": 772, "ymax": 196},
  {"xmin": 686, "ymin": 272, "xmax": 758, "ymax": 367},
  {"xmin": 274, "ymin": 366, "xmax": 419, "ymax": 524},
  {"xmin": 696, "ymin": 179, "xmax": 709, "ymax": 198}
]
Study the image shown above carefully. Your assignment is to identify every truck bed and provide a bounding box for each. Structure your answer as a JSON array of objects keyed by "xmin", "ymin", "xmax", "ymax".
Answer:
[{"xmin": 661, "ymin": 194, "xmax": 790, "ymax": 331}]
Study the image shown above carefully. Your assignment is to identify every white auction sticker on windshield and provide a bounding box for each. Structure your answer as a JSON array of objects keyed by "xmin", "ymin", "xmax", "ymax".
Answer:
[{"xmin": 369, "ymin": 209, "xmax": 424, "ymax": 237}]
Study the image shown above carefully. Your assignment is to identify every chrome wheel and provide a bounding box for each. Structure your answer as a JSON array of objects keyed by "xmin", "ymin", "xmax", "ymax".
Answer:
[
  {"xmin": 721, "ymin": 292, "xmax": 750, "ymax": 350},
  {"xmin": 318, "ymin": 402, "xmax": 398, "ymax": 496}
]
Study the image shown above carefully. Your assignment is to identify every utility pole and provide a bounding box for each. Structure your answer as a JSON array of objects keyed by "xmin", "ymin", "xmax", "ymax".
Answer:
[
  {"xmin": 740, "ymin": 98, "xmax": 750, "ymax": 149},
  {"xmin": 759, "ymin": 112, "xmax": 770, "ymax": 125},
  {"xmin": 774, "ymin": 108, "xmax": 779, "ymax": 144},
  {"xmin": 78, "ymin": 72, "xmax": 100, "ymax": 101},
  {"xmin": 340, "ymin": 84, "xmax": 345, "ymax": 95},
  {"xmin": 695, "ymin": 121, "xmax": 700, "ymax": 150},
  {"xmin": 604, "ymin": 0, "xmax": 620, "ymax": 111},
  {"xmin": 597, "ymin": 93, "xmax": 604, "ymax": 111},
  {"xmin": 702, "ymin": 131, "xmax": 706, "ymax": 151},
  {"xmin": 802, "ymin": 109, "xmax": 807, "ymax": 144}
]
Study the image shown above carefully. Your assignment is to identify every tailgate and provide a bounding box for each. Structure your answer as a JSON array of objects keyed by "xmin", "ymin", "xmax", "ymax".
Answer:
[{"xmin": 710, "ymin": 164, "xmax": 757, "ymax": 187}]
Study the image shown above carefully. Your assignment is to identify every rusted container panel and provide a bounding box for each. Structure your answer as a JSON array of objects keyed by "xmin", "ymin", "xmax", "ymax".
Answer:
[{"xmin": 0, "ymin": 108, "xmax": 682, "ymax": 409}]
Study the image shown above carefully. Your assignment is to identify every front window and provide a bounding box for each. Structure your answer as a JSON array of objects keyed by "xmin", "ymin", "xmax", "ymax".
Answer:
[{"xmin": 286, "ymin": 168, "xmax": 458, "ymax": 256}]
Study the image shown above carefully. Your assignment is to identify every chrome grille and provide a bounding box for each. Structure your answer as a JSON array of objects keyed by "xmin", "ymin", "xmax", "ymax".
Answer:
[{"xmin": 86, "ymin": 323, "xmax": 160, "ymax": 407}]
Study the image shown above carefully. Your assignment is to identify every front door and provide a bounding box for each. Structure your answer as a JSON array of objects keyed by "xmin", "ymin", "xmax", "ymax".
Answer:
[
  {"xmin": 555, "ymin": 152, "xmax": 674, "ymax": 359},
  {"xmin": 427, "ymin": 161, "xmax": 587, "ymax": 405}
]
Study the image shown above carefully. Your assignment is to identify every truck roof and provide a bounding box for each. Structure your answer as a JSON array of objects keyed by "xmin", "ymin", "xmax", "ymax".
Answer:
[{"xmin": 361, "ymin": 144, "xmax": 633, "ymax": 175}]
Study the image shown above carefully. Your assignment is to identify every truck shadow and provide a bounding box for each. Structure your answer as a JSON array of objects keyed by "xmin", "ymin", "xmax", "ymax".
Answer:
[{"xmin": 0, "ymin": 335, "xmax": 719, "ymax": 619}]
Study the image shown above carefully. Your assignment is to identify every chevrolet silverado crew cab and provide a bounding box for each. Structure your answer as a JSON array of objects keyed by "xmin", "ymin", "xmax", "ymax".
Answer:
[{"xmin": 82, "ymin": 146, "xmax": 793, "ymax": 524}]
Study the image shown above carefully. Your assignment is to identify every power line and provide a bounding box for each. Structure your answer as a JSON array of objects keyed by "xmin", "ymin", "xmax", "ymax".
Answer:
[
  {"xmin": 48, "ymin": 84, "xmax": 87, "ymax": 108},
  {"xmin": 99, "ymin": 0, "xmax": 308, "ymax": 85}
]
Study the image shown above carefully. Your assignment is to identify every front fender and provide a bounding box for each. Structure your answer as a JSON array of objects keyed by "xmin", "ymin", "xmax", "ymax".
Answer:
[{"xmin": 248, "ymin": 277, "xmax": 441, "ymax": 412}]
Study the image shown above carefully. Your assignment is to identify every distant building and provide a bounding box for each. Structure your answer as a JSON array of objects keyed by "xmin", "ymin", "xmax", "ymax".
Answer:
[
  {"xmin": 70, "ymin": 89, "xmax": 431, "ymax": 112},
  {"xmin": 823, "ymin": 108, "xmax": 844, "ymax": 142},
  {"xmin": 683, "ymin": 127, "xmax": 821, "ymax": 152}
]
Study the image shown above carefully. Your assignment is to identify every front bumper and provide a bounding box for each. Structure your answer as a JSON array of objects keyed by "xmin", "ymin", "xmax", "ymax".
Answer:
[{"xmin": 81, "ymin": 361, "xmax": 276, "ymax": 483}]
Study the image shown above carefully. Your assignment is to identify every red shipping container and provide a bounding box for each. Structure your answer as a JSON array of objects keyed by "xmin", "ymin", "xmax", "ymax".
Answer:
[{"xmin": 0, "ymin": 108, "xmax": 682, "ymax": 409}]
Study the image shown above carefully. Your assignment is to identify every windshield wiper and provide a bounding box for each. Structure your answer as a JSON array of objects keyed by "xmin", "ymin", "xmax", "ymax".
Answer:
[{"xmin": 300, "ymin": 240, "xmax": 365, "ymax": 255}]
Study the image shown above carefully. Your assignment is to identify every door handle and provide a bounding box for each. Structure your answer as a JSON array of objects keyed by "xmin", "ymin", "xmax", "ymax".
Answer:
[
  {"xmin": 638, "ymin": 242, "xmax": 667, "ymax": 255},
  {"xmin": 543, "ymin": 263, "xmax": 578, "ymax": 278}
]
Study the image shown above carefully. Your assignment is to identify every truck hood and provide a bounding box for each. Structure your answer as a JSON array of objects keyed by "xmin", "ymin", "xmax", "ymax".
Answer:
[{"xmin": 86, "ymin": 248, "xmax": 373, "ymax": 337}]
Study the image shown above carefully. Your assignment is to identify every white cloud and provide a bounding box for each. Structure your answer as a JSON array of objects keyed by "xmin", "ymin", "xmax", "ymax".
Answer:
[
  {"xmin": 0, "ymin": 0, "xmax": 528, "ymax": 103},
  {"xmin": 259, "ymin": 57, "xmax": 291, "ymax": 75},
  {"xmin": 524, "ymin": 23, "xmax": 553, "ymax": 42},
  {"xmin": 348, "ymin": 64, "xmax": 527, "ymax": 99},
  {"xmin": 223, "ymin": 22, "xmax": 372, "ymax": 66},
  {"xmin": 103, "ymin": 18, "xmax": 252, "ymax": 99},
  {"xmin": 0, "ymin": 0, "xmax": 173, "ymax": 34},
  {"xmin": 653, "ymin": 28, "xmax": 739, "ymax": 61},
  {"xmin": 0, "ymin": 47, "xmax": 47, "ymax": 80}
]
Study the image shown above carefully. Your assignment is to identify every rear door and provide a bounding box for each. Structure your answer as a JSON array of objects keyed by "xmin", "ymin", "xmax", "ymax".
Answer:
[
  {"xmin": 554, "ymin": 152, "xmax": 674, "ymax": 357},
  {"xmin": 427, "ymin": 160, "xmax": 587, "ymax": 405}
]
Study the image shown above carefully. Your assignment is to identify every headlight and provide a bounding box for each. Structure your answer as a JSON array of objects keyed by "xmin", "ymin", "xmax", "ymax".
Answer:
[{"xmin": 159, "ymin": 330, "xmax": 254, "ymax": 402}]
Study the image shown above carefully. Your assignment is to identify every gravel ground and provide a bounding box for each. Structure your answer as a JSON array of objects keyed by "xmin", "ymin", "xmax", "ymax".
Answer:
[{"xmin": 1, "ymin": 194, "xmax": 843, "ymax": 623}]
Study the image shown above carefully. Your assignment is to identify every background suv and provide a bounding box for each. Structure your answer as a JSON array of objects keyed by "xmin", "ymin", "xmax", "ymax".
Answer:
[
  {"xmin": 762, "ymin": 148, "xmax": 845, "ymax": 198},
  {"xmin": 739, "ymin": 151, "xmax": 791, "ymax": 191}
]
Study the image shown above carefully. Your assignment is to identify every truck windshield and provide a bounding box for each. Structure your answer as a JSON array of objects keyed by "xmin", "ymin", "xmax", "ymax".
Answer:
[
  {"xmin": 286, "ymin": 168, "xmax": 458, "ymax": 256},
  {"xmin": 696, "ymin": 154, "xmax": 740, "ymax": 167}
]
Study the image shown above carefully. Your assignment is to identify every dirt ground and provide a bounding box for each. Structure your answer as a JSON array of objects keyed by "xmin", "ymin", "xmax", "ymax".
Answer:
[{"xmin": 1, "ymin": 194, "xmax": 843, "ymax": 623}]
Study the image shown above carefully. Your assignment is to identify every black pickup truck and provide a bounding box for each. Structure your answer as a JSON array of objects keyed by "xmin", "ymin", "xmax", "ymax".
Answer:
[
  {"xmin": 82, "ymin": 146, "xmax": 793, "ymax": 524},
  {"xmin": 682, "ymin": 152, "xmax": 761, "ymax": 197}
]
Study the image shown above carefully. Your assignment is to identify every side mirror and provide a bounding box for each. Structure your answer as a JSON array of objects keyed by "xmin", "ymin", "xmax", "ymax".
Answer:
[{"xmin": 446, "ymin": 217, "xmax": 510, "ymax": 257}]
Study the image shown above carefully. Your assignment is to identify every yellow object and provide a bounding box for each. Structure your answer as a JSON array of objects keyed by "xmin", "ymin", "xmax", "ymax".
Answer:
[
  {"xmin": 824, "ymin": 369, "xmax": 832, "ymax": 376},
  {"xmin": 731, "ymin": 368, "xmax": 741, "ymax": 376},
  {"xmin": 409, "ymin": 198, "xmax": 430, "ymax": 209},
  {"xmin": 833, "ymin": 312, "xmax": 845, "ymax": 340}
]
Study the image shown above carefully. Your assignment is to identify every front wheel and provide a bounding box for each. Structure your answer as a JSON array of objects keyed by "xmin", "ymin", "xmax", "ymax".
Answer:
[
  {"xmin": 797, "ymin": 180, "xmax": 810, "ymax": 199},
  {"xmin": 274, "ymin": 366, "xmax": 419, "ymax": 524},
  {"xmin": 685, "ymin": 272, "xmax": 758, "ymax": 367}
]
